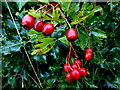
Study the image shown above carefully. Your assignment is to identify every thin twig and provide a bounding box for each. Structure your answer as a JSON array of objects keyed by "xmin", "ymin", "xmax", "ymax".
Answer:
[
  {"xmin": 45, "ymin": 4, "xmax": 60, "ymax": 13},
  {"xmin": 5, "ymin": 0, "xmax": 43, "ymax": 89},
  {"xmin": 34, "ymin": 3, "xmax": 59, "ymax": 13},
  {"xmin": 28, "ymin": 74, "xmax": 41, "ymax": 89},
  {"xmin": 58, "ymin": 7, "xmax": 71, "ymax": 28}
]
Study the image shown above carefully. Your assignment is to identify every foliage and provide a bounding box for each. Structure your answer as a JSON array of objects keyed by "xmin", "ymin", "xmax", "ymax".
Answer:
[{"xmin": 1, "ymin": 1, "xmax": 120, "ymax": 89}]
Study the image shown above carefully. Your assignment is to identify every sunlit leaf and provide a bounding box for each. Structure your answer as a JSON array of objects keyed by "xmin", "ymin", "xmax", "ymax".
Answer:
[
  {"xmin": 91, "ymin": 29, "xmax": 107, "ymax": 38},
  {"xmin": 31, "ymin": 38, "xmax": 56, "ymax": 55},
  {"xmin": 58, "ymin": 36, "xmax": 68, "ymax": 45}
]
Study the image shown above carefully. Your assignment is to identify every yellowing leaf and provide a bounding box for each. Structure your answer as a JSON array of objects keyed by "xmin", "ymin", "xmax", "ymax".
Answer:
[{"xmin": 31, "ymin": 38, "xmax": 56, "ymax": 55}]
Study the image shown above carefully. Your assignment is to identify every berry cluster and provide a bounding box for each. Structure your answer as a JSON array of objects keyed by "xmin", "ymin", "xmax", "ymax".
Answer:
[
  {"xmin": 22, "ymin": 15, "xmax": 54, "ymax": 35},
  {"xmin": 64, "ymin": 60, "xmax": 87, "ymax": 82}
]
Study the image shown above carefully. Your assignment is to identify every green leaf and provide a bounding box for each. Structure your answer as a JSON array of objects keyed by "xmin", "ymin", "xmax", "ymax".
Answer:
[
  {"xmin": 92, "ymin": 6, "xmax": 102, "ymax": 13},
  {"xmin": 15, "ymin": 0, "xmax": 28, "ymax": 11},
  {"xmin": 105, "ymin": 79, "xmax": 116, "ymax": 88},
  {"xmin": 77, "ymin": 28, "xmax": 88, "ymax": 50},
  {"xmin": 28, "ymin": 12, "xmax": 40, "ymax": 18},
  {"xmin": 24, "ymin": 70, "xmax": 28, "ymax": 81},
  {"xmin": 71, "ymin": 16, "xmax": 88, "ymax": 25},
  {"xmin": 13, "ymin": 66, "xmax": 21, "ymax": 73},
  {"xmin": 91, "ymin": 29, "xmax": 107, "ymax": 38},
  {"xmin": 49, "ymin": 66, "xmax": 62, "ymax": 73},
  {"xmin": 8, "ymin": 77, "xmax": 16, "ymax": 88},
  {"xmin": 27, "ymin": 29, "xmax": 45, "ymax": 43},
  {"xmin": 31, "ymin": 38, "xmax": 56, "ymax": 55},
  {"xmin": 0, "ymin": 41, "xmax": 25, "ymax": 55},
  {"xmin": 33, "ymin": 54, "xmax": 47, "ymax": 63},
  {"xmin": 58, "ymin": 36, "xmax": 68, "ymax": 45},
  {"xmin": 38, "ymin": 0, "xmax": 49, "ymax": 4},
  {"xmin": 81, "ymin": 3, "xmax": 89, "ymax": 10}
]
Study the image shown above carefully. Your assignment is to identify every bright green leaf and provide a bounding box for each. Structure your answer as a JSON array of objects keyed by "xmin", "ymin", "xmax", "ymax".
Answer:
[{"xmin": 58, "ymin": 36, "xmax": 68, "ymax": 45}]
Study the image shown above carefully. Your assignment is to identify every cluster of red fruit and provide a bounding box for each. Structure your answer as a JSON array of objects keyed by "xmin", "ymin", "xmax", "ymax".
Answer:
[
  {"xmin": 64, "ymin": 60, "xmax": 87, "ymax": 82},
  {"xmin": 22, "ymin": 15, "xmax": 54, "ymax": 35}
]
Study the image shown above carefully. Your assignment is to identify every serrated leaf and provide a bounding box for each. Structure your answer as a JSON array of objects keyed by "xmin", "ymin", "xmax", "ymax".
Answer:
[
  {"xmin": 28, "ymin": 12, "xmax": 40, "ymax": 18},
  {"xmin": 105, "ymin": 79, "xmax": 116, "ymax": 88},
  {"xmin": 91, "ymin": 29, "xmax": 107, "ymax": 38},
  {"xmin": 58, "ymin": 36, "xmax": 68, "ymax": 45},
  {"xmin": 71, "ymin": 16, "xmax": 88, "ymax": 25},
  {"xmin": 92, "ymin": 6, "xmax": 102, "ymax": 13},
  {"xmin": 31, "ymin": 38, "xmax": 56, "ymax": 55},
  {"xmin": 15, "ymin": 0, "xmax": 28, "ymax": 11}
]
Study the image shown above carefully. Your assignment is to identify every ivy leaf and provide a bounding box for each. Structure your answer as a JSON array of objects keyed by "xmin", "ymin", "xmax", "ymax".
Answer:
[
  {"xmin": 8, "ymin": 77, "xmax": 16, "ymax": 88},
  {"xmin": 31, "ymin": 38, "xmax": 56, "ymax": 55},
  {"xmin": 0, "ymin": 40, "xmax": 25, "ymax": 55},
  {"xmin": 33, "ymin": 54, "xmax": 47, "ymax": 64}
]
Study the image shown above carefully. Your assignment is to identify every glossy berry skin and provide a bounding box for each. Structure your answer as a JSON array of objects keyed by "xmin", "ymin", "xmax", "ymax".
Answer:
[
  {"xmin": 66, "ymin": 28, "xmax": 78, "ymax": 42},
  {"xmin": 78, "ymin": 67, "xmax": 87, "ymax": 77},
  {"xmin": 70, "ymin": 69, "xmax": 81, "ymax": 80},
  {"xmin": 34, "ymin": 20, "xmax": 45, "ymax": 32},
  {"xmin": 74, "ymin": 60, "xmax": 82, "ymax": 67},
  {"xmin": 84, "ymin": 52, "xmax": 92, "ymax": 61},
  {"xmin": 63, "ymin": 64, "xmax": 71, "ymax": 72},
  {"xmin": 66, "ymin": 73, "xmax": 74, "ymax": 82},
  {"xmin": 42, "ymin": 23, "xmax": 54, "ymax": 35},
  {"xmin": 85, "ymin": 48, "xmax": 93, "ymax": 53},
  {"xmin": 71, "ymin": 64, "xmax": 78, "ymax": 69},
  {"xmin": 22, "ymin": 15, "xmax": 34, "ymax": 30}
]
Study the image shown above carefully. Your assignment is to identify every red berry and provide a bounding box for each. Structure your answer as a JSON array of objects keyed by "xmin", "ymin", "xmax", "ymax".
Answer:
[
  {"xmin": 63, "ymin": 64, "xmax": 71, "ymax": 72},
  {"xmin": 42, "ymin": 23, "xmax": 54, "ymax": 35},
  {"xmin": 34, "ymin": 20, "xmax": 45, "ymax": 32},
  {"xmin": 66, "ymin": 28, "xmax": 78, "ymax": 42},
  {"xmin": 85, "ymin": 48, "xmax": 93, "ymax": 53},
  {"xmin": 74, "ymin": 60, "xmax": 82, "ymax": 67},
  {"xmin": 22, "ymin": 15, "xmax": 34, "ymax": 30},
  {"xmin": 66, "ymin": 73, "xmax": 74, "ymax": 82},
  {"xmin": 84, "ymin": 52, "xmax": 92, "ymax": 60},
  {"xmin": 70, "ymin": 69, "xmax": 81, "ymax": 80},
  {"xmin": 71, "ymin": 64, "xmax": 78, "ymax": 69},
  {"xmin": 78, "ymin": 67, "xmax": 87, "ymax": 77}
]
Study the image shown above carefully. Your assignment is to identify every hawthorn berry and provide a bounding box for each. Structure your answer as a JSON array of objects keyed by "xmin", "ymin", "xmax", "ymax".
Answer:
[
  {"xmin": 74, "ymin": 60, "xmax": 82, "ymax": 67},
  {"xmin": 22, "ymin": 15, "xmax": 34, "ymax": 30},
  {"xmin": 71, "ymin": 64, "xmax": 78, "ymax": 69},
  {"xmin": 42, "ymin": 23, "xmax": 54, "ymax": 35},
  {"xmin": 84, "ymin": 52, "xmax": 92, "ymax": 60},
  {"xmin": 34, "ymin": 20, "xmax": 45, "ymax": 32},
  {"xmin": 78, "ymin": 67, "xmax": 87, "ymax": 77},
  {"xmin": 70, "ymin": 69, "xmax": 81, "ymax": 80},
  {"xmin": 85, "ymin": 48, "xmax": 93, "ymax": 53},
  {"xmin": 63, "ymin": 64, "xmax": 71, "ymax": 72},
  {"xmin": 66, "ymin": 28, "xmax": 78, "ymax": 42},
  {"xmin": 66, "ymin": 73, "xmax": 74, "ymax": 82}
]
